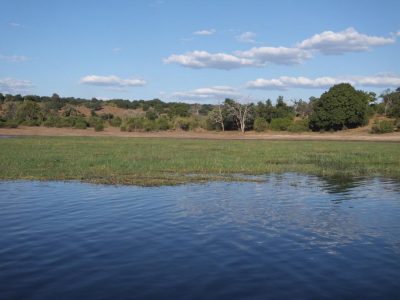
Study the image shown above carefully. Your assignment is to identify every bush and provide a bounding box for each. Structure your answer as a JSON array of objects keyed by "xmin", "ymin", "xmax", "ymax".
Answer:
[
  {"xmin": 270, "ymin": 117, "xmax": 293, "ymax": 131},
  {"xmin": 287, "ymin": 119, "xmax": 309, "ymax": 132},
  {"xmin": 21, "ymin": 120, "xmax": 41, "ymax": 126},
  {"xmin": 126, "ymin": 117, "xmax": 146, "ymax": 132},
  {"xmin": 145, "ymin": 110, "xmax": 158, "ymax": 121},
  {"xmin": 88, "ymin": 116, "xmax": 104, "ymax": 127},
  {"xmin": 73, "ymin": 119, "xmax": 88, "ymax": 129},
  {"xmin": 253, "ymin": 117, "xmax": 268, "ymax": 132},
  {"xmin": 109, "ymin": 116, "xmax": 122, "ymax": 127},
  {"xmin": 0, "ymin": 119, "xmax": 19, "ymax": 128},
  {"xmin": 62, "ymin": 105, "xmax": 82, "ymax": 117},
  {"xmin": 370, "ymin": 119, "xmax": 395, "ymax": 134},
  {"xmin": 43, "ymin": 116, "xmax": 63, "ymax": 127},
  {"xmin": 94, "ymin": 123, "xmax": 104, "ymax": 132},
  {"xmin": 100, "ymin": 113, "xmax": 114, "ymax": 121},
  {"xmin": 155, "ymin": 117, "xmax": 171, "ymax": 131},
  {"xmin": 120, "ymin": 125, "xmax": 127, "ymax": 132},
  {"xmin": 55, "ymin": 117, "xmax": 74, "ymax": 128},
  {"xmin": 174, "ymin": 117, "xmax": 199, "ymax": 131}
]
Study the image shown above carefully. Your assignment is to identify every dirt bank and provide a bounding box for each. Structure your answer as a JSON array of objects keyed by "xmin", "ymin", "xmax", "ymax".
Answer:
[{"xmin": 1, "ymin": 126, "xmax": 400, "ymax": 142}]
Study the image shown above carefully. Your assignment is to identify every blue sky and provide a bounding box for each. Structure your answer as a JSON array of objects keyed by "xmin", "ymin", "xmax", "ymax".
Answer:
[{"xmin": 1, "ymin": 0, "xmax": 399, "ymax": 103}]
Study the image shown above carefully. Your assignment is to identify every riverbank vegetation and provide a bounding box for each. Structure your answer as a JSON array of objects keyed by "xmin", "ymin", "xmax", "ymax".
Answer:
[
  {"xmin": 0, "ymin": 84, "xmax": 399, "ymax": 134},
  {"xmin": 0, "ymin": 137, "xmax": 399, "ymax": 186}
]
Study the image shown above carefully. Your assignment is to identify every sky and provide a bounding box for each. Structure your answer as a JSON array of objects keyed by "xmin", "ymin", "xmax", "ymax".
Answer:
[{"xmin": 1, "ymin": 0, "xmax": 400, "ymax": 103}]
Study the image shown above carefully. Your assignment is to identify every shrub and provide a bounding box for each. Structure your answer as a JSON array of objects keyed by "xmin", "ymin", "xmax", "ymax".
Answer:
[
  {"xmin": 287, "ymin": 119, "xmax": 309, "ymax": 132},
  {"xmin": 88, "ymin": 116, "xmax": 104, "ymax": 127},
  {"xmin": 120, "ymin": 125, "xmax": 127, "ymax": 132},
  {"xmin": 21, "ymin": 120, "xmax": 41, "ymax": 126},
  {"xmin": 1, "ymin": 120, "xmax": 19, "ymax": 128},
  {"xmin": 109, "ymin": 116, "xmax": 122, "ymax": 127},
  {"xmin": 143, "ymin": 119, "xmax": 156, "ymax": 132},
  {"xmin": 253, "ymin": 117, "xmax": 268, "ymax": 132},
  {"xmin": 55, "ymin": 117, "xmax": 74, "ymax": 128},
  {"xmin": 43, "ymin": 117, "xmax": 56, "ymax": 127},
  {"xmin": 370, "ymin": 119, "xmax": 395, "ymax": 134},
  {"xmin": 73, "ymin": 119, "xmax": 88, "ymax": 129},
  {"xmin": 62, "ymin": 105, "xmax": 82, "ymax": 117},
  {"xmin": 155, "ymin": 116, "xmax": 171, "ymax": 131},
  {"xmin": 174, "ymin": 117, "xmax": 199, "ymax": 131},
  {"xmin": 94, "ymin": 123, "xmax": 104, "ymax": 132},
  {"xmin": 145, "ymin": 110, "xmax": 158, "ymax": 121},
  {"xmin": 270, "ymin": 117, "xmax": 293, "ymax": 131},
  {"xmin": 100, "ymin": 113, "xmax": 114, "ymax": 121},
  {"xmin": 126, "ymin": 117, "xmax": 146, "ymax": 131}
]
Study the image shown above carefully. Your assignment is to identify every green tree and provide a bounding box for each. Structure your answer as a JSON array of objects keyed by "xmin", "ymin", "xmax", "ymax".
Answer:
[
  {"xmin": 274, "ymin": 96, "xmax": 294, "ymax": 119},
  {"xmin": 309, "ymin": 83, "xmax": 370, "ymax": 131},
  {"xmin": 255, "ymin": 99, "xmax": 275, "ymax": 122}
]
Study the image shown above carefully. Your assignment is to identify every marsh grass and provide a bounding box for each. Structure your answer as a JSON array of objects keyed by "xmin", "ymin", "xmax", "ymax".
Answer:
[{"xmin": 0, "ymin": 137, "xmax": 399, "ymax": 185}]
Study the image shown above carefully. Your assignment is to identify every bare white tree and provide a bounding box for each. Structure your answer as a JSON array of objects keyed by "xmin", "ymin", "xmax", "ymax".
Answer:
[
  {"xmin": 225, "ymin": 99, "xmax": 252, "ymax": 133},
  {"xmin": 209, "ymin": 101, "xmax": 225, "ymax": 131},
  {"xmin": 381, "ymin": 88, "xmax": 393, "ymax": 116}
]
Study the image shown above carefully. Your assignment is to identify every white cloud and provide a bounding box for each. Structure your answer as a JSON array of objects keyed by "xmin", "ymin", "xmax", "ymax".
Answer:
[
  {"xmin": 0, "ymin": 54, "xmax": 28, "ymax": 62},
  {"xmin": 112, "ymin": 47, "xmax": 122, "ymax": 53},
  {"xmin": 164, "ymin": 47, "xmax": 311, "ymax": 69},
  {"xmin": 297, "ymin": 27, "xmax": 395, "ymax": 54},
  {"xmin": 236, "ymin": 31, "xmax": 257, "ymax": 43},
  {"xmin": 165, "ymin": 28, "xmax": 396, "ymax": 70},
  {"xmin": 193, "ymin": 29, "xmax": 216, "ymax": 36},
  {"xmin": 0, "ymin": 78, "xmax": 33, "ymax": 94},
  {"xmin": 164, "ymin": 51, "xmax": 259, "ymax": 70},
  {"xmin": 236, "ymin": 46, "xmax": 312, "ymax": 65},
  {"xmin": 9, "ymin": 22, "xmax": 21, "ymax": 27},
  {"xmin": 246, "ymin": 74, "xmax": 400, "ymax": 90},
  {"xmin": 80, "ymin": 75, "xmax": 146, "ymax": 87},
  {"xmin": 172, "ymin": 86, "xmax": 240, "ymax": 101}
]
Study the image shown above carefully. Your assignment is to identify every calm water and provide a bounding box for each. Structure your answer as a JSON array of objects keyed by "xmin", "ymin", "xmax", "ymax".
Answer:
[{"xmin": 0, "ymin": 174, "xmax": 399, "ymax": 300}]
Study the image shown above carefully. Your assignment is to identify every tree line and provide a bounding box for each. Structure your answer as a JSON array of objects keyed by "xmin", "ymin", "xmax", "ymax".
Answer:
[{"xmin": 1, "ymin": 83, "xmax": 399, "ymax": 133}]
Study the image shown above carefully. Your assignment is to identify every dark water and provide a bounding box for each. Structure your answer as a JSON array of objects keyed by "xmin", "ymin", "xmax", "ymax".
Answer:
[{"xmin": 1, "ymin": 174, "xmax": 399, "ymax": 300}]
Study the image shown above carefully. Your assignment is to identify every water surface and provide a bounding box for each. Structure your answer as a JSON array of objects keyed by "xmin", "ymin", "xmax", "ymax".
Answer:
[{"xmin": 0, "ymin": 174, "xmax": 399, "ymax": 299}]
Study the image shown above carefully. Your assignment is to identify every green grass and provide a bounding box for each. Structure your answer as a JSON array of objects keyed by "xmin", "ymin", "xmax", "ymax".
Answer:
[{"xmin": 0, "ymin": 136, "xmax": 399, "ymax": 185}]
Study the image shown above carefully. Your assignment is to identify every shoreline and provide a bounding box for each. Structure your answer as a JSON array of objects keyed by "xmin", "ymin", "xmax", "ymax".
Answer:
[{"xmin": 1, "ymin": 126, "xmax": 400, "ymax": 142}]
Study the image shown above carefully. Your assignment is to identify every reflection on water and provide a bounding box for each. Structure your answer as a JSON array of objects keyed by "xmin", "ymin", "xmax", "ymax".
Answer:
[{"xmin": 0, "ymin": 174, "xmax": 399, "ymax": 300}]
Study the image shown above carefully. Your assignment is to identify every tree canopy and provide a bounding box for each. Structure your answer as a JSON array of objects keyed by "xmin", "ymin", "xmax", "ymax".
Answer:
[{"xmin": 309, "ymin": 83, "xmax": 370, "ymax": 131}]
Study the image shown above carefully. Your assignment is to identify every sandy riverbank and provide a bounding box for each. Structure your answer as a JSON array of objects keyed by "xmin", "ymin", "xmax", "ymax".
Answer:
[{"xmin": 1, "ymin": 126, "xmax": 400, "ymax": 142}]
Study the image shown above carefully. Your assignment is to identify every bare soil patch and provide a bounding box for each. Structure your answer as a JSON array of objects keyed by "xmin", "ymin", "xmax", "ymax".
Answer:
[{"xmin": 1, "ymin": 126, "xmax": 400, "ymax": 142}]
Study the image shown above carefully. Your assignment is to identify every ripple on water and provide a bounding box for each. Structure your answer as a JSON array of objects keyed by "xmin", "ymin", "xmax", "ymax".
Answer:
[{"xmin": 0, "ymin": 174, "xmax": 399, "ymax": 300}]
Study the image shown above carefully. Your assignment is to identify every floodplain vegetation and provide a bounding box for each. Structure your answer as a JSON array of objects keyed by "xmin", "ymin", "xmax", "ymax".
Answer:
[
  {"xmin": 1, "ymin": 83, "xmax": 399, "ymax": 186},
  {"xmin": 1, "ymin": 84, "xmax": 400, "ymax": 135},
  {"xmin": 0, "ymin": 137, "xmax": 399, "ymax": 186}
]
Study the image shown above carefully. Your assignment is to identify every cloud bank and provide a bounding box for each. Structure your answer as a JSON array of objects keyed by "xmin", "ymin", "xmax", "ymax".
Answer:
[
  {"xmin": 297, "ymin": 27, "xmax": 395, "ymax": 54},
  {"xmin": 0, "ymin": 78, "xmax": 33, "ymax": 94},
  {"xmin": 165, "ymin": 28, "xmax": 396, "ymax": 69},
  {"xmin": 80, "ymin": 75, "xmax": 146, "ymax": 87},
  {"xmin": 246, "ymin": 74, "xmax": 400, "ymax": 90},
  {"xmin": 172, "ymin": 86, "xmax": 240, "ymax": 101}
]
